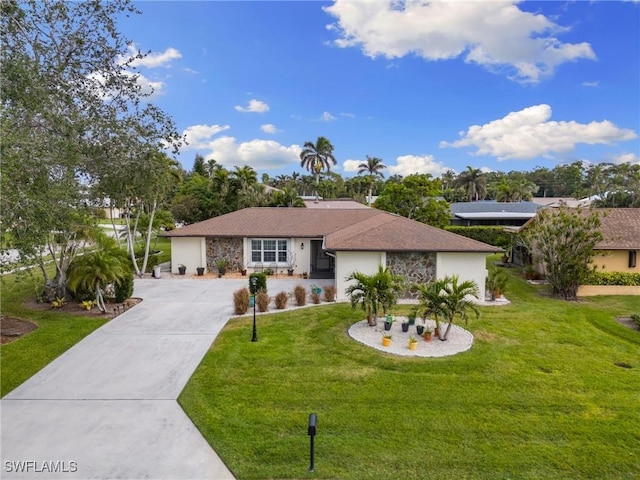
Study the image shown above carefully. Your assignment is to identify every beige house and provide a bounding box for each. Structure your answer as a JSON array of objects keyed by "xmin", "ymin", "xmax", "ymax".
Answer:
[
  {"xmin": 590, "ymin": 208, "xmax": 640, "ymax": 273},
  {"xmin": 163, "ymin": 206, "xmax": 501, "ymax": 301}
]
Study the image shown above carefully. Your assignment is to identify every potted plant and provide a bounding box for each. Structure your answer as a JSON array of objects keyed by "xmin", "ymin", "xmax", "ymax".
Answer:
[
  {"xmin": 286, "ymin": 251, "xmax": 296, "ymax": 276},
  {"xmin": 486, "ymin": 268, "xmax": 508, "ymax": 301},
  {"xmin": 178, "ymin": 264, "xmax": 186, "ymax": 275},
  {"xmin": 239, "ymin": 262, "xmax": 247, "ymax": 276},
  {"xmin": 196, "ymin": 267, "xmax": 205, "ymax": 276},
  {"xmin": 408, "ymin": 336, "xmax": 418, "ymax": 350},
  {"xmin": 423, "ymin": 326, "xmax": 433, "ymax": 342},
  {"xmin": 407, "ymin": 310, "xmax": 417, "ymax": 326},
  {"xmin": 401, "ymin": 319, "xmax": 410, "ymax": 332},
  {"xmin": 416, "ymin": 323, "xmax": 424, "ymax": 336},
  {"xmin": 384, "ymin": 315, "xmax": 394, "ymax": 331},
  {"xmin": 382, "ymin": 333, "xmax": 392, "ymax": 347},
  {"xmin": 216, "ymin": 258, "xmax": 228, "ymax": 277}
]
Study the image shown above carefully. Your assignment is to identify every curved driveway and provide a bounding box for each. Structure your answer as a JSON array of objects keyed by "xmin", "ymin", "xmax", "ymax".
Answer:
[{"xmin": 1, "ymin": 276, "xmax": 332, "ymax": 479}]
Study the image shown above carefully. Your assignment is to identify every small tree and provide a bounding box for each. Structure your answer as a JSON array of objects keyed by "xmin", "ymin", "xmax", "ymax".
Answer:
[
  {"xmin": 415, "ymin": 276, "xmax": 480, "ymax": 341},
  {"xmin": 67, "ymin": 239, "xmax": 132, "ymax": 313},
  {"xmin": 523, "ymin": 207, "xmax": 603, "ymax": 300},
  {"xmin": 345, "ymin": 266, "xmax": 404, "ymax": 326}
]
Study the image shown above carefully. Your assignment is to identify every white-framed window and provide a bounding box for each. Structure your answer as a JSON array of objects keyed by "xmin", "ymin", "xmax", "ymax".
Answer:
[{"xmin": 250, "ymin": 239, "xmax": 288, "ymax": 263}]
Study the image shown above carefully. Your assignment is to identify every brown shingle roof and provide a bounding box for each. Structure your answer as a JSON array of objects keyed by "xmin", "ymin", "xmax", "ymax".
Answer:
[
  {"xmin": 165, "ymin": 207, "xmax": 500, "ymax": 253},
  {"xmin": 596, "ymin": 208, "xmax": 640, "ymax": 250}
]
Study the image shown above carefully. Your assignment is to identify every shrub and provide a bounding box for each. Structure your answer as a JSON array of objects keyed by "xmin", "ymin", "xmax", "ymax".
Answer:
[
  {"xmin": 583, "ymin": 271, "xmax": 640, "ymax": 286},
  {"xmin": 256, "ymin": 290, "xmax": 270, "ymax": 312},
  {"xmin": 294, "ymin": 285, "xmax": 306, "ymax": 306},
  {"xmin": 445, "ymin": 226, "xmax": 512, "ymax": 248},
  {"xmin": 274, "ymin": 291, "xmax": 288, "ymax": 309},
  {"xmin": 233, "ymin": 288, "xmax": 250, "ymax": 315},
  {"xmin": 323, "ymin": 285, "xmax": 336, "ymax": 302},
  {"xmin": 114, "ymin": 272, "xmax": 134, "ymax": 303},
  {"xmin": 311, "ymin": 291, "xmax": 321, "ymax": 304},
  {"xmin": 249, "ymin": 273, "xmax": 267, "ymax": 293},
  {"xmin": 631, "ymin": 313, "xmax": 640, "ymax": 327}
]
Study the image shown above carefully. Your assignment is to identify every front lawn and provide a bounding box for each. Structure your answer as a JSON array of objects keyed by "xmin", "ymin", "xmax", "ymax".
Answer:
[
  {"xmin": 179, "ymin": 268, "xmax": 640, "ymax": 479},
  {"xmin": 0, "ymin": 272, "xmax": 108, "ymax": 396}
]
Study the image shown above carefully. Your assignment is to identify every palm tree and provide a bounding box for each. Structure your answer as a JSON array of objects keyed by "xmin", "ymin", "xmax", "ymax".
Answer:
[
  {"xmin": 455, "ymin": 166, "xmax": 487, "ymax": 202},
  {"xmin": 345, "ymin": 271, "xmax": 380, "ymax": 326},
  {"xmin": 439, "ymin": 275, "xmax": 480, "ymax": 341},
  {"xmin": 357, "ymin": 155, "xmax": 386, "ymax": 205},
  {"xmin": 345, "ymin": 266, "xmax": 404, "ymax": 326},
  {"xmin": 299, "ymin": 136, "xmax": 337, "ymax": 201},
  {"xmin": 67, "ymin": 239, "xmax": 132, "ymax": 313},
  {"xmin": 414, "ymin": 277, "xmax": 449, "ymax": 338},
  {"xmin": 415, "ymin": 276, "xmax": 479, "ymax": 340}
]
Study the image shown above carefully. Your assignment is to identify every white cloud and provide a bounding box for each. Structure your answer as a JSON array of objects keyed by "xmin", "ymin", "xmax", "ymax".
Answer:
[
  {"xmin": 324, "ymin": 0, "xmax": 596, "ymax": 83},
  {"xmin": 613, "ymin": 152, "xmax": 640, "ymax": 165},
  {"xmin": 119, "ymin": 44, "xmax": 182, "ymax": 68},
  {"xmin": 87, "ymin": 70, "xmax": 165, "ymax": 99},
  {"xmin": 387, "ymin": 154, "xmax": 449, "ymax": 177},
  {"xmin": 342, "ymin": 159, "xmax": 362, "ymax": 172},
  {"xmin": 183, "ymin": 124, "xmax": 231, "ymax": 148},
  {"xmin": 261, "ymin": 124, "xmax": 279, "ymax": 134},
  {"xmin": 582, "ymin": 81, "xmax": 599, "ymax": 87},
  {"xmin": 319, "ymin": 111, "xmax": 337, "ymax": 121},
  {"xmin": 133, "ymin": 47, "xmax": 182, "ymax": 68},
  {"xmin": 235, "ymin": 99, "xmax": 270, "ymax": 113},
  {"xmin": 181, "ymin": 124, "xmax": 300, "ymax": 169},
  {"xmin": 440, "ymin": 104, "xmax": 638, "ymax": 160},
  {"xmin": 203, "ymin": 137, "xmax": 301, "ymax": 170}
]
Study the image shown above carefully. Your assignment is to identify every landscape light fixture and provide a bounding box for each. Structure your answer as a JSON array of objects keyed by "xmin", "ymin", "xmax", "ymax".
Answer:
[{"xmin": 251, "ymin": 277, "xmax": 258, "ymax": 342}]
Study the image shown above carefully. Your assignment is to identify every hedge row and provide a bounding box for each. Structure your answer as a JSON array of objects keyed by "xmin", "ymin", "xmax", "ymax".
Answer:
[
  {"xmin": 445, "ymin": 226, "xmax": 512, "ymax": 249},
  {"xmin": 583, "ymin": 271, "xmax": 640, "ymax": 286}
]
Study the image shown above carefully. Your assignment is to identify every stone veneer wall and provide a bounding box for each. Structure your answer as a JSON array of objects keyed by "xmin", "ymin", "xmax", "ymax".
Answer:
[
  {"xmin": 387, "ymin": 252, "xmax": 436, "ymax": 295},
  {"xmin": 206, "ymin": 237, "xmax": 243, "ymax": 272}
]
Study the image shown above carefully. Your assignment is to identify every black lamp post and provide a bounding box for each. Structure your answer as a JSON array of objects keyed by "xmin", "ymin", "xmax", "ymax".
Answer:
[{"xmin": 250, "ymin": 277, "xmax": 258, "ymax": 342}]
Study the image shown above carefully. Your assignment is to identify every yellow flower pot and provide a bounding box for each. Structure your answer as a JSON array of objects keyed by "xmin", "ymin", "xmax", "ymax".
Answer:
[
  {"xmin": 408, "ymin": 341, "xmax": 418, "ymax": 350},
  {"xmin": 382, "ymin": 337, "xmax": 392, "ymax": 347}
]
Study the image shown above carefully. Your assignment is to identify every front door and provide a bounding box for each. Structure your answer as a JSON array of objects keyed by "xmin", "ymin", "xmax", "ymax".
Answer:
[{"xmin": 310, "ymin": 240, "xmax": 334, "ymax": 279}]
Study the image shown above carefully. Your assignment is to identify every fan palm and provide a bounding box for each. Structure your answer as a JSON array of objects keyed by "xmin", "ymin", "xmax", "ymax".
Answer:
[{"xmin": 299, "ymin": 136, "xmax": 337, "ymax": 201}]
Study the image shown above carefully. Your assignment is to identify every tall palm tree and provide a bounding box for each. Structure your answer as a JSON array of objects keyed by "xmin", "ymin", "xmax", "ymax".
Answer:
[
  {"xmin": 357, "ymin": 155, "xmax": 386, "ymax": 205},
  {"xmin": 455, "ymin": 166, "xmax": 487, "ymax": 202},
  {"xmin": 299, "ymin": 136, "xmax": 337, "ymax": 201}
]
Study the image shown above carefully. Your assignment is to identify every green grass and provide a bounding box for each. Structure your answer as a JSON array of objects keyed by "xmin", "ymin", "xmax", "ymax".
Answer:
[
  {"xmin": 0, "ymin": 237, "xmax": 170, "ymax": 396},
  {"xmin": 179, "ymin": 265, "xmax": 640, "ymax": 480},
  {"xmin": 0, "ymin": 274, "xmax": 106, "ymax": 397}
]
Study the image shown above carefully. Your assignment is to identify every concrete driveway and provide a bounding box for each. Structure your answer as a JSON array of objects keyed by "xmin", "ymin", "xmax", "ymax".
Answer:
[{"xmin": 1, "ymin": 276, "xmax": 332, "ymax": 479}]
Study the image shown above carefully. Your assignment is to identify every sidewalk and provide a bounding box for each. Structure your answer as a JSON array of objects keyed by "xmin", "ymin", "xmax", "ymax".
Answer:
[{"xmin": 1, "ymin": 277, "xmax": 247, "ymax": 479}]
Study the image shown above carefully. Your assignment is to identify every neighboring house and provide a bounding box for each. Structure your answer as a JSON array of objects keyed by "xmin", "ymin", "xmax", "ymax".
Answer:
[
  {"xmin": 450, "ymin": 201, "xmax": 544, "ymax": 227},
  {"xmin": 163, "ymin": 206, "xmax": 501, "ymax": 301},
  {"xmin": 590, "ymin": 208, "xmax": 640, "ymax": 273},
  {"xmin": 519, "ymin": 208, "xmax": 640, "ymax": 276}
]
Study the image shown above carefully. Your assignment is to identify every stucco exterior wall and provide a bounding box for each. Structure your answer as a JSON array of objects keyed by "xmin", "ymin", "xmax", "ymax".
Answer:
[
  {"xmin": 436, "ymin": 252, "xmax": 488, "ymax": 299},
  {"xmin": 335, "ymin": 251, "xmax": 386, "ymax": 302},
  {"xmin": 591, "ymin": 250, "xmax": 639, "ymax": 273},
  {"xmin": 171, "ymin": 237, "xmax": 206, "ymax": 274}
]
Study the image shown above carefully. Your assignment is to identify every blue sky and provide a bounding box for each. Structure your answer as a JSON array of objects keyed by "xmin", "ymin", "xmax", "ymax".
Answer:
[{"xmin": 120, "ymin": 1, "xmax": 639, "ymax": 178}]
